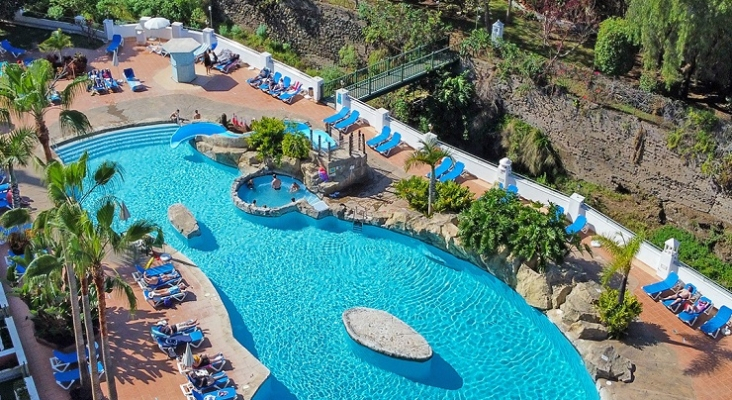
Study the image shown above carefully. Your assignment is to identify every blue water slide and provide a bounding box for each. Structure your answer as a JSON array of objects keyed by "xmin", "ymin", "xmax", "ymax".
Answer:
[{"xmin": 169, "ymin": 122, "xmax": 228, "ymax": 148}]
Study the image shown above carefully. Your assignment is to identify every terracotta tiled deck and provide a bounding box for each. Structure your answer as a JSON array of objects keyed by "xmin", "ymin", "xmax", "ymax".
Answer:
[{"xmin": 2, "ymin": 37, "xmax": 732, "ymax": 400}]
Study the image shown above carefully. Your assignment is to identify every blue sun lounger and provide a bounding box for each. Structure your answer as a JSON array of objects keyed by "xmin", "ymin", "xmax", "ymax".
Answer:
[
  {"xmin": 187, "ymin": 386, "xmax": 238, "ymax": 400},
  {"xmin": 106, "ymin": 34, "xmax": 122, "ymax": 53},
  {"xmin": 123, "ymin": 68, "xmax": 144, "ymax": 92},
  {"xmin": 334, "ymin": 110, "xmax": 360, "ymax": 132},
  {"xmin": 150, "ymin": 324, "xmax": 200, "ymax": 340},
  {"xmin": 50, "ymin": 343, "xmax": 99, "ymax": 372},
  {"xmin": 135, "ymin": 270, "xmax": 182, "ymax": 290},
  {"xmin": 155, "ymin": 329, "xmax": 205, "ymax": 353},
  {"xmin": 135, "ymin": 262, "xmax": 176, "ymax": 277},
  {"xmin": 186, "ymin": 371, "xmax": 232, "ymax": 392},
  {"xmin": 440, "ymin": 162, "xmax": 466, "ymax": 183},
  {"xmin": 259, "ymin": 72, "xmax": 281, "ymax": 91},
  {"xmin": 323, "ymin": 107, "xmax": 350, "ymax": 125},
  {"xmin": 367, "ymin": 126, "xmax": 391, "ymax": 149},
  {"xmin": 565, "ymin": 215, "xmax": 587, "ymax": 235},
  {"xmin": 678, "ymin": 297, "xmax": 713, "ymax": 327},
  {"xmin": 700, "ymin": 306, "xmax": 732, "ymax": 338},
  {"xmin": 642, "ymin": 272, "xmax": 680, "ymax": 300},
  {"xmin": 375, "ymin": 132, "xmax": 401, "ymax": 156},
  {"xmin": 55, "ymin": 362, "xmax": 105, "ymax": 390},
  {"xmin": 427, "ymin": 157, "xmax": 453, "ymax": 179},
  {"xmin": 662, "ymin": 283, "xmax": 696, "ymax": 312},
  {"xmin": 144, "ymin": 285, "xmax": 189, "ymax": 308},
  {"xmin": 1, "ymin": 40, "xmax": 25, "ymax": 58}
]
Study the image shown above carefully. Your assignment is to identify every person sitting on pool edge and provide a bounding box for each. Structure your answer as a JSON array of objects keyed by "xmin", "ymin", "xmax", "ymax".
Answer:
[
  {"xmin": 271, "ymin": 174, "xmax": 281, "ymax": 190},
  {"xmin": 289, "ymin": 181, "xmax": 300, "ymax": 193}
]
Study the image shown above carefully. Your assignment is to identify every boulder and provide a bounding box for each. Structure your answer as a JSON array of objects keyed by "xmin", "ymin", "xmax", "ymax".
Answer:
[
  {"xmin": 568, "ymin": 321, "xmax": 609, "ymax": 341},
  {"xmin": 343, "ymin": 307, "xmax": 433, "ymax": 361},
  {"xmin": 515, "ymin": 264, "xmax": 552, "ymax": 310},
  {"xmin": 167, "ymin": 203, "xmax": 201, "ymax": 239},
  {"xmin": 586, "ymin": 345, "xmax": 634, "ymax": 383},
  {"xmin": 560, "ymin": 281, "xmax": 603, "ymax": 324},
  {"xmin": 278, "ymin": 156, "xmax": 302, "ymax": 177},
  {"xmin": 551, "ymin": 284, "xmax": 574, "ymax": 309}
]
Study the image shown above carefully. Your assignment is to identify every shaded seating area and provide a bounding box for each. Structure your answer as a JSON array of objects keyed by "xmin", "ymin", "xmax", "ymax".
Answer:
[{"xmin": 55, "ymin": 362, "xmax": 105, "ymax": 390}]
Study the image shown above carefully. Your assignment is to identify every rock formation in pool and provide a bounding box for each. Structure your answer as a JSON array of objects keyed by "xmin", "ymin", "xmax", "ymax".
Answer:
[{"xmin": 342, "ymin": 307, "xmax": 433, "ymax": 362}]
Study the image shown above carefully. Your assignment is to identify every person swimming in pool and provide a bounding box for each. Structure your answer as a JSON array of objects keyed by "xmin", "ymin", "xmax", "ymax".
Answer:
[
  {"xmin": 289, "ymin": 182, "xmax": 300, "ymax": 193},
  {"xmin": 247, "ymin": 178, "xmax": 254, "ymax": 189},
  {"xmin": 271, "ymin": 174, "xmax": 281, "ymax": 190}
]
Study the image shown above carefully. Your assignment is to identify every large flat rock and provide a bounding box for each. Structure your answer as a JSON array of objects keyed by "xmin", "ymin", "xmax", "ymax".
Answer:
[{"xmin": 342, "ymin": 307, "xmax": 432, "ymax": 362}]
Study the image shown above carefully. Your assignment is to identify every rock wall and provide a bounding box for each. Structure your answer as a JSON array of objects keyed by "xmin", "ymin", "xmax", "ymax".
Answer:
[
  {"xmin": 479, "ymin": 75, "xmax": 732, "ymax": 224},
  {"xmin": 216, "ymin": 0, "xmax": 364, "ymax": 62}
]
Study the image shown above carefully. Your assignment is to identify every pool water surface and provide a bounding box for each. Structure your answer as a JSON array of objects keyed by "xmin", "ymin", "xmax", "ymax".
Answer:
[{"xmin": 55, "ymin": 125, "xmax": 598, "ymax": 400}]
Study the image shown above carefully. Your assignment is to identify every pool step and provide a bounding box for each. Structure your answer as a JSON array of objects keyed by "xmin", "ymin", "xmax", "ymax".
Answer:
[
  {"xmin": 352, "ymin": 221, "xmax": 363, "ymax": 233},
  {"xmin": 54, "ymin": 125, "xmax": 178, "ymax": 162}
]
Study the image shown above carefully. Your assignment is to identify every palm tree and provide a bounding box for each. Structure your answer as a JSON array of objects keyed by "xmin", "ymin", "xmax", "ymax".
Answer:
[
  {"xmin": 520, "ymin": 130, "xmax": 563, "ymax": 178},
  {"xmin": 404, "ymin": 137, "xmax": 450, "ymax": 216},
  {"xmin": 594, "ymin": 232, "xmax": 645, "ymax": 305},
  {"xmin": 0, "ymin": 127, "xmax": 36, "ymax": 208},
  {"xmin": 39, "ymin": 29, "xmax": 74, "ymax": 58},
  {"xmin": 0, "ymin": 60, "xmax": 91, "ymax": 162}
]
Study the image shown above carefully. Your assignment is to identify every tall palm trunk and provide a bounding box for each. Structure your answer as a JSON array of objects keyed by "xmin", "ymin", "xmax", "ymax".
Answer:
[
  {"xmin": 428, "ymin": 166, "xmax": 436, "ymax": 216},
  {"xmin": 93, "ymin": 269, "xmax": 118, "ymax": 400},
  {"xmin": 67, "ymin": 264, "xmax": 91, "ymax": 392},
  {"xmin": 81, "ymin": 276, "xmax": 103, "ymax": 400},
  {"xmin": 34, "ymin": 115, "xmax": 54, "ymax": 163},
  {"xmin": 506, "ymin": 0, "xmax": 512, "ymax": 22},
  {"xmin": 617, "ymin": 274, "xmax": 628, "ymax": 305},
  {"xmin": 7, "ymin": 164, "xmax": 21, "ymax": 209}
]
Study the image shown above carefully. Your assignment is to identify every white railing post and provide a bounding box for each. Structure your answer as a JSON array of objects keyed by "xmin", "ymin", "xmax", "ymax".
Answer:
[
  {"xmin": 567, "ymin": 193, "xmax": 585, "ymax": 221},
  {"xmin": 171, "ymin": 22, "xmax": 184, "ymax": 38},
  {"xmin": 374, "ymin": 108, "xmax": 389, "ymax": 133},
  {"xmin": 202, "ymin": 27, "xmax": 215, "ymax": 47},
  {"xmin": 312, "ymin": 77, "xmax": 324, "ymax": 102},
  {"xmin": 657, "ymin": 238, "xmax": 679, "ymax": 278},
  {"xmin": 260, "ymin": 52, "xmax": 274, "ymax": 71},
  {"xmin": 103, "ymin": 19, "xmax": 115, "ymax": 41},
  {"xmin": 497, "ymin": 157, "xmax": 512, "ymax": 188},
  {"xmin": 336, "ymin": 88, "xmax": 351, "ymax": 112}
]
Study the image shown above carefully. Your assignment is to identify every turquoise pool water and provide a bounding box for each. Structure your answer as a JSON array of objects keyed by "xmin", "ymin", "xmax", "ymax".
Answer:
[
  {"xmin": 237, "ymin": 175, "xmax": 319, "ymax": 208},
  {"xmin": 56, "ymin": 124, "xmax": 598, "ymax": 400}
]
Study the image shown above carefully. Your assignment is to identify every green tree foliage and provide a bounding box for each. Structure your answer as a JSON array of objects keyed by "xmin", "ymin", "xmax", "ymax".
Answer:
[
  {"xmin": 433, "ymin": 72, "xmax": 475, "ymax": 141},
  {"xmin": 459, "ymin": 28, "xmax": 492, "ymax": 58},
  {"xmin": 404, "ymin": 138, "xmax": 451, "ymax": 216},
  {"xmin": 597, "ymin": 288, "xmax": 643, "ymax": 337},
  {"xmin": 358, "ymin": 0, "xmax": 450, "ymax": 53},
  {"xmin": 0, "ymin": 60, "xmax": 91, "ymax": 162},
  {"xmin": 594, "ymin": 18, "xmax": 636, "ymax": 76},
  {"xmin": 282, "ymin": 133, "xmax": 311, "ymax": 160},
  {"xmin": 626, "ymin": 0, "xmax": 732, "ymax": 97},
  {"xmin": 458, "ymin": 188, "xmax": 576, "ymax": 271},
  {"xmin": 0, "ymin": 128, "xmax": 36, "ymax": 209},
  {"xmin": 593, "ymin": 233, "xmax": 644, "ymax": 305},
  {"xmin": 248, "ymin": 117, "xmax": 287, "ymax": 163},
  {"xmin": 39, "ymin": 29, "xmax": 74, "ymax": 57},
  {"xmin": 495, "ymin": 41, "xmax": 546, "ymax": 84},
  {"xmin": 500, "ymin": 116, "xmax": 563, "ymax": 180},
  {"xmin": 0, "ymin": 0, "xmax": 29, "ymax": 20},
  {"xmin": 395, "ymin": 176, "xmax": 474, "ymax": 215}
]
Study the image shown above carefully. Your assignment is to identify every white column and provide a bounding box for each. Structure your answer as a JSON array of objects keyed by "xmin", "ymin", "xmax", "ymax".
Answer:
[
  {"xmin": 311, "ymin": 77, "xmax": 324, "ymax": 102},
  {"xmin": 103, "ymin": 19, "xmax": 115, "ymax": 41},
  {"xmin": 657, "ymin": 238, "xmax": 679, "ymax": 278},
  {"xmin": 373, "ymin": 108, "xmax": 389, "ymax": 133},
  {"xmin": 171, "ymin": 22, "xmax": 184, "ymax": 38},
  {"xmin": 567, "ymin": 193, "xmax": 585, "ymax": 221},
  {"xmin": 138, "ymin": 17, "xmax": 150, "ymax": 44},
  {"xmin": 260, "ymin": 52, "xmax": 274, "ymax": 71},
  {"xmin": 202, "ymin": 28, "xmax": 215, "ymax": 46},
  {"xmin": 497, "ymin": 157, "xmax": 512, "ymax": 188},
  {"xmin": 336, "ymin": 88, "xmax": 351, "ymax": 112}
]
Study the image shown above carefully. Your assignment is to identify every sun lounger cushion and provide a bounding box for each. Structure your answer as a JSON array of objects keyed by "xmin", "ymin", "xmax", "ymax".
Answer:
[
  {"xmin": 439, "ymin": 161, "xmax": 465, "ymax": 183},
  {"xmin": 642, "ymin": 272, "xmax": 680, "ymax": 299},
  {"xmin": 334, "ymin": 110, "xmax": 360, "ymax": 131},
  {"xmin": 367, "ymin": 127, "xmax": 392, "ymax": 149},
  {"xmin": 375, "ymin": 132, "xmax": 402, "ymax": 156},
  {"xmin": 323, "ymin": 107, "xmax": 350, "ymax": 125},
  {"xmin": 700, "ymin": 305, "xmax": 732, "ymax": 338}
]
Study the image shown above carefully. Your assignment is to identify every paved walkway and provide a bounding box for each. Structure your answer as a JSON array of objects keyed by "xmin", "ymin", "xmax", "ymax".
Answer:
[{"xmin": 2, "ymin": 39, "xmax": 731, "ymax": 400}]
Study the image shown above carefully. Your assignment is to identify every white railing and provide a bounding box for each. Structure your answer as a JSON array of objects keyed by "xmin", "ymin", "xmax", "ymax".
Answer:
[
  {"xmin": 349, "ymin": 100, "xmax": 382, "ymax": 132},
  {"xmin": 389, "ymin": 120, "xmax": 424, "ymax": 149},
  {"xmin": 13, "ymin": 11, "xmax": 105, "ymax": 37}
]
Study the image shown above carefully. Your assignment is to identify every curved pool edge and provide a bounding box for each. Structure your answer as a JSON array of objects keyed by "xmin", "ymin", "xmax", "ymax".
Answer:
[{"xmin": 158, "ymin": 243, "xmax": 271, "ymax": 399}]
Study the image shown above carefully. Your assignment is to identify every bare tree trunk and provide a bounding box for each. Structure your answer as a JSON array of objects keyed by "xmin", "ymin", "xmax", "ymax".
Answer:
[
  {"xmin": 82, "ymin": 277, "xmax": 103, "ymax": 400},
  {"xmin": 35, "ymin": 116, "xmax": 55, "ymax": 163},
  {"xmin": 428, "ymin": 167, "xmax": 436, "ymax": 216},
  {"xmin": 94, "ymin": 270, "xmax": 118, "ymax": 400},
  {"xmin": 506, "ymin": 0, "xmax": 512, "ymax": 22},
  {"xmin": 7, "ymin": 164, "xmax": 21, "ymax": 209},
  {"xmin": 617, "ymin": 274, "xmax": 628, "ymax": 306},
  {"xmin": 67, "ymin": 264, "xmax": 91, "ymax": 393}
]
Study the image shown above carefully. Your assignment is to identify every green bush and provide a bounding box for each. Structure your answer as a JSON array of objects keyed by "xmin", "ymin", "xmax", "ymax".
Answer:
[
  {"xmin": 255, "ymin": 24, "xmax": 268, "ymax": 40},
  {"xmin": 394, "ymin": 177, "xmax": 474, "ymax": 214},
  {"xmin": 338, "ymin": 44, "xmax": 359, "ymax": 71},
  {"xmin": 248, "ymin": 117, "xmax": 287, "ymax": 163},
  {"xmin": 639, "ymin": 69, "xmax": 659, "ymax": 93},
  {"xmin": 597, "ymin": 289, "xmax": 643, "ymax": 338},
  {"xmin": 282, "ymin": 133, "xmax": 311, "ymax": 160},
  {"xmin": 496, "ymin": 41, "xmax": 546, "ymax": 83},
  {"xmin": 594, "ymin": 18, "xmax": 636, "ymax": 76}
]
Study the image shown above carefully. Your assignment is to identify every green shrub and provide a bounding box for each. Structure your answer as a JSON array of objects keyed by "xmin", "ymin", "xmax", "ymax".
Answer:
[
  {"xmin": 255, "ymin": 24, "xmax": 268, "ymax": 40},
  {"xmin": 338, "ymin": 44, "xmax": 359, "ymax": 71},
  {"xmin": 594, "ymin": 18, "xmax": 636, "ymax": 76},
  {"xmin": 282, "ymin": 133, "xmax": 311, "ymax": 160},
  {"xmin": 639, "ymin": 70, "xmax": 659, "ymax": 93},
  {"xmin": 368, "ymin": 49, "xmax": 389, "ymax": 75},
  {"xmin": 248, "ymin": 117, "xmax": 287, "ymax": 163},
  {"xmin": 597, "ymin": 289, "xmax": 643, "ymax": 338},
  {"xmin": 395, "ymin": 177, "xmax": 474, "ymax": 214}
]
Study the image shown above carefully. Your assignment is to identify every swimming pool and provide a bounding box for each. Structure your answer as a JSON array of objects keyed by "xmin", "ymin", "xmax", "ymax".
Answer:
[
  {"xmin": 55, "ymin": 125, "xmax": 598, "ymax": 400},
  {"xmin": 237, "ymin": 175, "xmax": 319, "ymax": 208},
  {"xmin": 285, "ymin": 121, "xmax": 338, "ymax": 151}
]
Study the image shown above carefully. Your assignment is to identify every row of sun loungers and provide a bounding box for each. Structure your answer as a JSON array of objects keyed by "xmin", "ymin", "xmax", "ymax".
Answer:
[
  {"xmin": 246, "ymin": 68, "xmax": 304, "ymax": 104},
  {"xmin": 323, "ymin": 107, "xmax": 361, "ymax": 134},
  {"xmin": 643, "ymin": 272, "xmax": 732, "ymax": 337},
  {"xmin": 51, "ymin": 343, "xmax": 105, "ymax": 389},
  {"xmin": 134, "ymin": 260, "xmax": 238, "ymax": 400}
]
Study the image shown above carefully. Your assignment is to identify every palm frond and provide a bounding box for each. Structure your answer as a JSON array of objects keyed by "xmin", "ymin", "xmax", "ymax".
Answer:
[
  {"xmin": 26, "ymin": 254, "xmax": 65, "ymax": 278},
  {"xmin": 58, "ymin": 110, "xmax": 92, "ymax": 137},
  {"xmin": 105, "ymin": 273, "xmax": 137, "ymax": 314}
]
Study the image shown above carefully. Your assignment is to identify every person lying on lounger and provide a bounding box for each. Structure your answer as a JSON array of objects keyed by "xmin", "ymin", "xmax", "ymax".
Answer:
[
  {"xmin": 143, "ymin": 271, "xmax": 178, "ymax": 285},
  {"xmin": 187, "ymin": 371, "xmax": 216, "ymax": 388},
  {"xmin": 684, "ymin": 299, "xmax": 709, "ymax": 314},
  {"xmin": 663, "ymin": 284, "xmax": 694, "ymax": 307},
  {"xmin": 148, "ymin": 283, "xmax": 188, "ymax": 298},
  {"xmin": 192, "ymin": 352, "xmax": 224, "ymax": 368},
  {"xmin": 158, "ymin": 318, "xmax": 198, "ymax": 335}
]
